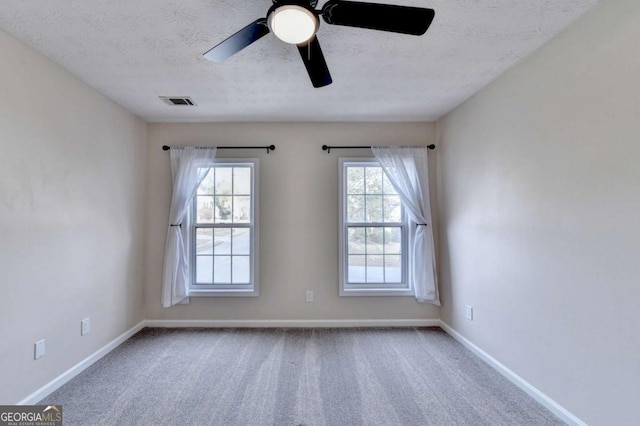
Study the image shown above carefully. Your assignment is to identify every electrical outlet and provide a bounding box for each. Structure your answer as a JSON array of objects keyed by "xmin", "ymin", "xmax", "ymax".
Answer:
[
  {"xmin": 81, "ymin": 318, "xmax": 91, "ymax": 336},
  {"xmin": 34, "ymin": 339, "xmax": 45, "ymax": 360},
  {"xmin": 306, "ymin": 290, "xmax": 314, "ymax": 302},
  {"xmin": 465, "ymin": 305, "xmax": 473, "ymax": 321}
]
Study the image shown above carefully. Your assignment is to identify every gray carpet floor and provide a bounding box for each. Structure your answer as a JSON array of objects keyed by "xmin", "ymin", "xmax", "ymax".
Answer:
[{"xmin": 41, "ymin": 327, "xmax": 563, "ymax": 426}]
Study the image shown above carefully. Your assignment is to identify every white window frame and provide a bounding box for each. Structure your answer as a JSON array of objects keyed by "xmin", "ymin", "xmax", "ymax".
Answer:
[
  {"xmin": 339, "ymin": 158, "xmax": 413, "ymax": 297},
  {"xmin": 189, "ymin": 158, "xmax": 259, "ymax": 297}
]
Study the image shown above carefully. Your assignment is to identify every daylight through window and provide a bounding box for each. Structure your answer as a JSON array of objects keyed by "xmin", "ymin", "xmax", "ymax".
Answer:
[
  {"xmin": 191, "ymin": 160, "xmax": 258, "ymax": 295},
  {"xmin": 340, "ymin": 159, "xmax": 410, "ymax": 296}
]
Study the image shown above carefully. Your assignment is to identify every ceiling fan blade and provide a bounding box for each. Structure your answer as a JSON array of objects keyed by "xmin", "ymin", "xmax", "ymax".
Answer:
[
  {"xmin": 203, "ymin": 19, "xmax": 270, "ymax": 63},
  {"xmin": 297, "ymin": 37, "xmax": 333, "ymax": 88},
  {"xmin": 321, "ymin": 1, "xmax": 435, "ymax": 35}
]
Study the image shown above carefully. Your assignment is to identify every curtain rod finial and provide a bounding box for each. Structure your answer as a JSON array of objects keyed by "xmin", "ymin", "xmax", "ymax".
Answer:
[
  {"xmin": 162, "ymin": 145, "xmax": 170, "ymax": 151},
  {"xmin": 427, "ymin": 144, "xmax": 435, "ymax": 150}
]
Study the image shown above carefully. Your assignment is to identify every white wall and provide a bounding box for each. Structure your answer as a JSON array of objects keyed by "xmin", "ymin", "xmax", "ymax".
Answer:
[
  {"xmin": 436, "ymin": 0, "xmax": 640, "ymax": 424},
  {"xmin": 145, "ymin": 122, "xmax": 439, "ymax": 322},
  {"xmin": 0, "ymin": 29, "xmax": 147, "ymax": 403}
]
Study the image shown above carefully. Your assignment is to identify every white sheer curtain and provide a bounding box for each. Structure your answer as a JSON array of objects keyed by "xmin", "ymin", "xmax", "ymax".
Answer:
[
  {"xmin": 371, "ymin": 146, "xmax": 439, "ymax": 305},
  {"xmin": 162, "ymin": 147, "xmax": 217, "ymax": 307}
]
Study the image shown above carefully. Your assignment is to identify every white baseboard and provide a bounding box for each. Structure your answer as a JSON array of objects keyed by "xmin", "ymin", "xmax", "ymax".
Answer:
[
  {"xmin": 145, "ymin": 319, "xmax": 440, "ymax": 328},
  {"xmin": 17, "ymin": 321, "xmax": 146, "ymax": 405},
  {"xmin": 438, "ymin": 321, "xmax": 586, "ymax": 426}
]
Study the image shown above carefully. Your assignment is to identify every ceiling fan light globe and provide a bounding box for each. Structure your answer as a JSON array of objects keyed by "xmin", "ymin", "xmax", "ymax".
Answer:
[{"xmin": 268, "ymin": 5, "xmax": 318, "ymax": 45}]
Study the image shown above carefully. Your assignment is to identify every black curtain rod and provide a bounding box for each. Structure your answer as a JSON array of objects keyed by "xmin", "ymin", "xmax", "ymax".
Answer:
[
  {"xmin": 162, "ymin": 145, "xmax": 276, "ymax": 154},
  {"xmin": 322, "ymin": 144, "xmax": 435, "ymax": 153}
]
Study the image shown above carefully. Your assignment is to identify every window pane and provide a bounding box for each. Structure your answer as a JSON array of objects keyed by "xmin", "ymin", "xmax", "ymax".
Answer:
[
  {"xmin": 191, "ymin": 162, "xmax": 257, "ymax": 291},
  {"xmin": 347, "ymin": 195, "xmax": 365, "ymax": 222},
  {"xmin": 196, "ymin": 196, "xmax": 214, "ymax": 223},
  {"xmin": 347, "ymin": 167, "xmax": 364, "ymax": 194},
  {"xmin": 384, "ymin": 255, "xmax": 402, "ymax": 283},
  {"xmin": 196, "ymin": 256, "xmax": 213, "ymax": 284},
  {"xmin": 366, "ymin": 255, "xmax": 384, "ymax": 283},
  {"xmin": 383, "ymin": 195, "xmax": 402, "ymax": 222},
  {"xmin": 384, "ymin": 227, "xmax": 402, "ymax": 254},
  {"xmin": 213, "ymin": 256, "xmax": 231, "ymax": 283},
  {"xmin": 342, "ymin": 163, "xmax": 407, "ymax": 291},
  {"xmin": 214, "ymin": 196, "xmax": 232, "ymax": 223},
  {"xmin": 365, "ymin": 195, "xmax": 383, "ymax": 222},
  {"xmin": 365, "ymin": 167, "xmax": 383, "ymax": 194},
  {"xmin": 232, "ymin": 256, "xmax": 251, "ymax": 283},
  {"xmin": 213, "ymin": 228, "xmax": 231, "ymax": 255},
  {"xmin": 232, "ymin": 228, "xmax": 250, "ymax": 255},
  {"xmin": 215, "ymin": 167, "xmax": 233, "ymax": 195},
  {"xmin": 233, "ymin": 167, "xmax": 251, "ymax": 195},
  {"xmin": 198, "ymin": 170, "xmax": 214, "ymax": 195},
  {"xmin": 196, "ymin": 228, "xmax": 213, "ymax": 254},
  {"xmin": 347, "ymin": 227, "xmax": 365, "ymax": 254},
  {"xmin": 366, "ymin": 227, "xmax": 384, "ymax": 254},
  {"xmin": 348, "ymin": 255, "xmax": 366, "ymax": 283},
  {"xmin": 233, "ymin": 196, "xmax": 251, "ymax": 223},
  {"xmin": 382, "ymin": 172, "xmax": 398, "ymax": 195}
]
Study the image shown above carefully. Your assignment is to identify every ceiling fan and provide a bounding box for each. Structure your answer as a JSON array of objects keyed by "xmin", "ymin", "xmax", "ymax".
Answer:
[{"xmin": 203, "ymin": 0, "xmax": 435, "ymax": 88}]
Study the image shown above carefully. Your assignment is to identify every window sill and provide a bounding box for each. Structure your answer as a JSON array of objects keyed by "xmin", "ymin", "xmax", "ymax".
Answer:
[{"xmin": 189, "ymin": 289, "xmax": 258, "ymax": 298}]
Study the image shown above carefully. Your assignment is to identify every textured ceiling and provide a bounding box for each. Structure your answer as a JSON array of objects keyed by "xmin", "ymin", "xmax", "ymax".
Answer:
[{"xmin": 0, "ymin": 0, "xmax": 598, "ymax": 122}]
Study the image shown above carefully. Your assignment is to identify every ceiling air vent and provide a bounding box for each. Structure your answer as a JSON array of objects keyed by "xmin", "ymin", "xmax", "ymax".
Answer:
[{"xmin": 159, "ymin": 96, "xmax": 197, "ymax": 106}]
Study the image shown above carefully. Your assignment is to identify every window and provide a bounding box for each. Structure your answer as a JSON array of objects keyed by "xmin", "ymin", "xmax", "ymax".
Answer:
[
  {"xmin": 339, "ymin": 159, "xmax": 411, "ymax": 296},
  {"xmin": 190, "ymin": 159, "xmax": 258, "ymax": 296}
]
